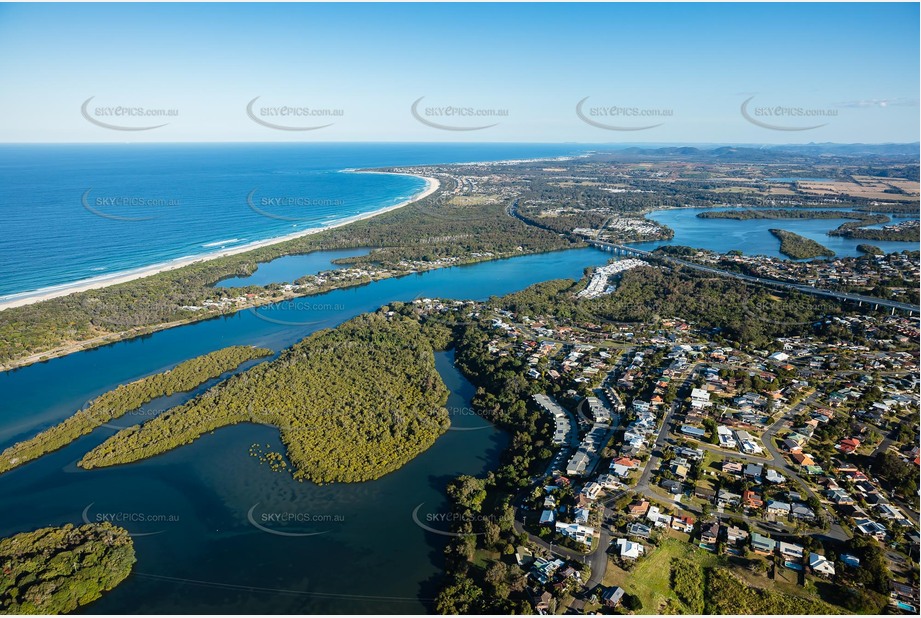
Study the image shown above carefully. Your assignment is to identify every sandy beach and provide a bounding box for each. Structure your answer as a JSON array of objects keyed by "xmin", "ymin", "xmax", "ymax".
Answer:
[{"xmin": 0, "ymin": 172, "xmax": 439, "ymax": 312}]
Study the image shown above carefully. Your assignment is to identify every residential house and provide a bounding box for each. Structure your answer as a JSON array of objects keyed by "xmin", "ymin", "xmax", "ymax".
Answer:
[
  {"xmin": 744, "ymin": 463, "xmax": 764, "ymax": 480},
  {"xmin": 854, "ymin": 518, "xmax": 888, "ymax": 541},
  {"xmin": 778, "ymin": 541, "xmax": 805, "ymax": 561},
  {"xmin": 675, "ymin": 446, "xmax": 704, "ymax": 461},
  {"xmin": 627, "ymin": 522, "xmax": 651, "ymax": 539},
  {"xmin": 615, "ymin": 538, "xmax": 645, "ymax": 560},
  {"xmin": 681, "ymin": 425, "xmax": 707, "ymax": 439},
  {"xmin": 671, "ymin": 515, "xmax": 695, "ymax": 533},
  {"xmin": 628, "ymin": 499, "xmax": 650, "ymax": 517},
  {"xmin": 791, "ymin": 452, "xmax": 816, "ymax": 467},
  {"xmin": 601, "ymin": 586, "xmax": 625, "ymax": 609},
  {"xmin": 725, "ymin": 526, "xmax": 749, "ymax": 545},
  {"xmin": 718, "ymin": 489, "xmax": 741, "ymax": 508},
  {"xmin": 765, "ymin": 468, "xmax": 786, "ymax": 484},
  {"xmin": 840, "ymin": 553, "xmax": 861, "ymax": 568},
  {"xmin": 751, "ymin": 533, "xmax": 776, "ymax": 555},
  {"xmin": 742, "ymin": 490, "xmax": 764, "ymax": 509},
  {"xmin": 837, "ymin": 437, "xmax": 861, "ymax": 454},
  {"xmin": 827, "ymin": 488, "xmax": 855, "ymax": 505},
  {"xmin": 722, "ymin": 461, "xmax": 743, "ymax": 476},
  {"xmin": 582, "ymin": 482, "xmax": 602, "ymax": 501},
  {"xmin": 766, "ymin": 500, "xmax": 791, "ymax": 516},
  {"xmin": 791, "ymin": 503, "xmax": 816, "ymax": 521},
  {"xmin": 613, "ymin": 456, "xmax": 641, "ymax": 470},
  {"xmin": 700, "ymin": 521, "xmax": 720, "ymax": 545},
  {"xmin": 809, "ymin": 553, "xmax": 836, "ymax": 578},
  {"xmin": 646, "ymin": 506, "xmax": 671, "ymax": 528},
  {"xmin": 533, "ymin": 590, "xmax": 553, "ymax": 613},
  {"xmin": 690, "ymin": 388, "xmax": 711, "ymax": 408},
  {"xmin": 515, "ymin": 546, "xmax": 535, "ymax": 567},
  {"xmin": 889, "ymin": 582, "xmax": 919, "ymax": 611},
  {"xmin": 717, "ymin": 425, "xmax": 737, "ymax": 449},
  {"xmin": 555, "ymin": 522, "xmax": 594, "ymax": 546},
  {"xmin": 661, "ymin": 479, "xmax": 684, "ymax": 494},
  {"xmin": 539, "ymin": 510, "xmax": 555, "ymax": 525},
  {"xmin": 878, "ymin": 504, "xmax": 902, "ymax": 520},
  {"xmin": 530, "ymin": 557, "xmax": 565, "ymax": 585},
  {"xmin": 695, "ymin": 485, "xmax": 716, "ymax": 502}
]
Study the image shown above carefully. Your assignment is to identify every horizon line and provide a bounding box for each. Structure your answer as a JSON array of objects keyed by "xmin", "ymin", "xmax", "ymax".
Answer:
[{"xmin": 0, "ymin": 140, "xmax": 918, "ymax": 147}]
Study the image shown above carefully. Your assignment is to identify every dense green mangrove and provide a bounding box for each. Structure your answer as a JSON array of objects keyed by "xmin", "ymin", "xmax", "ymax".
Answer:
[
  {"xmin": 0, "ymin": 523, "xmax": 135, "ymax": 614},
  {"xmin": 79, "ymin": 313, "xmax": 451, "ymax": 483},
  {"xmin": 0, "ymin": 345, "xmax": 272, "ymax": 474}
]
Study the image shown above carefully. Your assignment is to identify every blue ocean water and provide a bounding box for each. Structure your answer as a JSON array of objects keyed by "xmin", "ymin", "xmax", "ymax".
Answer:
[{"xmin": 0, "ymin": 143, "xmax": 585, "ymax": 297}]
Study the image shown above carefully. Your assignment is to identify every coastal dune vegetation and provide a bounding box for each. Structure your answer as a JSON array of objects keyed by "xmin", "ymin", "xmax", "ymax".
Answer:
[
  {"xmin": 0, "ymin": 523, "xmax": 135, "ymax": 614},
  {"xmin": 78, "ymin": 312, "xmax": 452, "ymax": 483},
  {"xmin": 0, "ymin": 186, "xmax": 573, "ymax": 369},
  {"xmin": 0, "ymin": 345, "xmax": 272, "ymax": 475}
]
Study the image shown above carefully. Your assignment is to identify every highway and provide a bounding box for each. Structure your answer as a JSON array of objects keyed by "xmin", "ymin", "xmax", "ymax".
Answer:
[{"xmin": 588, "ymin": 240, "xmax": 920, "ymax": 314}]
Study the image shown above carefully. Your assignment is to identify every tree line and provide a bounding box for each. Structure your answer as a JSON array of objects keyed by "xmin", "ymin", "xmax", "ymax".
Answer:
[{"xmin": 0, "ymin": 345, "xmax": 272, "ymax": 475}]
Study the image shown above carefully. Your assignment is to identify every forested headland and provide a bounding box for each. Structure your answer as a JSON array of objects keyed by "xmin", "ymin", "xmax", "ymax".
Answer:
[{"xmin": 0, "ymin": 345, "xmax": 272, "ymax": 475}]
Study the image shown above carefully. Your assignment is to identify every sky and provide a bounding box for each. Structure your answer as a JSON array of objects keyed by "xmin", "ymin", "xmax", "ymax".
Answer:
[{"xmin": 0, "ymin": 2, "xmax": 918, "ymax": 144}]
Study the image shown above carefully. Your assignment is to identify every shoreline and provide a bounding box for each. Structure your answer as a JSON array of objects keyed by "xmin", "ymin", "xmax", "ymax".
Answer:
[{"xmin": 0, "ymin": 172, "xmax": 439, "ymax": 311}]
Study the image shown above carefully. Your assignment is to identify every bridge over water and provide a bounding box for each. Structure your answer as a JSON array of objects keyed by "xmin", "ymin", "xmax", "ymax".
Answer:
[{"xmin": 589, "ymin": 240, "xmax": 920, "ymax": 316}]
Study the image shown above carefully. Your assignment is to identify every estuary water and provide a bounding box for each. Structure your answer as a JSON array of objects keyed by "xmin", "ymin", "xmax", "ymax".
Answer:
[
  {"xmin": 0, "ymin": 246, "xmax": 610, "ymax": 614},
  {"xmin": 630, "ymin": 207, "xmax": 919, "ymax": 259}
]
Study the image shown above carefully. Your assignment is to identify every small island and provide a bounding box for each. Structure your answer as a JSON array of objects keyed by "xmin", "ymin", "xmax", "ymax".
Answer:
[
  {"xmin": 769, "ymin": 229, "xmax": 835, "ymax": 259},
  {"xmin": 857, "ymin": 244, "xmax": 884, "ymax": 256},
  {"xmin": 79, "ymin": 312, "xmax": 451, "ymax": 483},
  {"xmin": 0, "ymin": 523, "xmax": 135, "ymax": 614},
  {"xmin": 0, "ymin": 345, "xmax": 273, "ymax": 475}
]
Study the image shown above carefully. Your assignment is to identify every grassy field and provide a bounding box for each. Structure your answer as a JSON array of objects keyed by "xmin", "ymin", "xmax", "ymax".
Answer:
[
  {"xmin": 602, "ymin": 538, "xmax": 852, "ymax": 615},
  {"xmin": 602, "ymin": 539, "xmax": 719, "ymax": 614}
]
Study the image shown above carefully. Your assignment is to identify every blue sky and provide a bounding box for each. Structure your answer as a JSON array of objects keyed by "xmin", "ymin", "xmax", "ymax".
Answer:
[{"xmin": 0, "ymin": 2, "xmax": 917, "ymax": 143}]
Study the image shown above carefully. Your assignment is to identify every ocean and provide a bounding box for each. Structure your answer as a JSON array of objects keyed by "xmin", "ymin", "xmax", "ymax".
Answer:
[{"xmin": 0, "ymin": 143, "xmax": 585, "ymax": 298}]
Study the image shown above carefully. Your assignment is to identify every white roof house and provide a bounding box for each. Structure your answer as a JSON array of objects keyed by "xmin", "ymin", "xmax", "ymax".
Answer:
[
  {"xmin": 778, "ymin": 541, "xmax": 805, "ymax": 559},
  {"xmin": 645, "ymin": 505, "xmax": 670, "ymax": 528},
  {"xmin": 556, "ymin": 522, "xmax": 594, "ymax": 545},
  {"xmin": 615, "ymin": 538, "xmax": 645, "ymax": 560},
  {"xmin": 809, "ymin": 553, "xmax": 836, "ymax": 577},
  {"xmin": 690, "ymin": 388, "xmax": 711, "ymax": 408},
  {"xmin": 717, "ymin": 425, "xmax": 737, "ymax": 448}
]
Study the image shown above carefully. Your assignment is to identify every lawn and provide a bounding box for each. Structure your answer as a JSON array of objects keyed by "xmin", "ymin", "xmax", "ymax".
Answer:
[
  {"xmin": 602, "ymin": 539, "xmax": 851, "ymax": 615},
  {"xmin": 471, "ymin": 548, "xmax": 502, "ymax": 570},
  {"xmin": 601, "ymin": 539, "xmax": 719, "ymax": 614}
]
